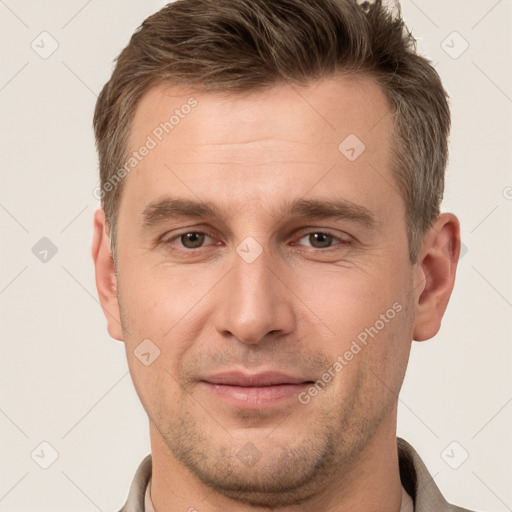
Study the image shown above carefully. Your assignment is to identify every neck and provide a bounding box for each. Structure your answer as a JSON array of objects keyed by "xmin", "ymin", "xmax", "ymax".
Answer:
[{"xmin": 148, "ymin": 409, "xmax": 403, "ymax": 512}]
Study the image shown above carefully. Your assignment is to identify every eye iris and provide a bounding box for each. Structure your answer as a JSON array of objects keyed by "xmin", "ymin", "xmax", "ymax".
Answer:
[
  {"xmin": 310, "ymin": 233, "xmax": 332, "ymax": 248},
  {"xmin": 181, "ymin": 232, "xmax": 204, "ymax": 248}
]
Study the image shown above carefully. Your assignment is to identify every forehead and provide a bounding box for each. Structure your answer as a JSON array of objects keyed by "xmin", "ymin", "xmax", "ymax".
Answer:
[
  {"xmin": 120, "ymin": 76, "xmax": 398, "ymax": 224},
  {"xmin": 128, "ymin": 76, "xmax": 392, "ymax": 152}
]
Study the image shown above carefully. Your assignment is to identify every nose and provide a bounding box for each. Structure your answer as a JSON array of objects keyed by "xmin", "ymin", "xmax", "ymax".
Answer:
[{"xmin": 214, "ymin": 243, "xmax": 296, "ymax": 346}]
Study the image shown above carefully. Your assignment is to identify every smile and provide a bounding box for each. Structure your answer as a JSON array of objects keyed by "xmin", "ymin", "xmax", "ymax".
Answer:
[{"xmin": 200, "ymin": 371, "xmax": 314, "ymax": 409}]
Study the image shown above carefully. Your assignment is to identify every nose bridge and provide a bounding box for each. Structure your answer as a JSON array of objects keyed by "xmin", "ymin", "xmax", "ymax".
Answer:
[{"xmin": 216, "ymin": 240, "xmax": 294, "ymax": 344}]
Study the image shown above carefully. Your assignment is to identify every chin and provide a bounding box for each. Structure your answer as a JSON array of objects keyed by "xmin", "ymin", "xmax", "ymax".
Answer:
[
  {"xmin": 186, "ymin": 457, "xmax": 326, "ymax": 508},
  {"xmin": 165, "ymin": 423, "xmax": 340, "ymax": 507}
]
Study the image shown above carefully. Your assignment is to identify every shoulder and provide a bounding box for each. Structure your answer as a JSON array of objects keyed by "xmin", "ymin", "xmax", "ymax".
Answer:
[
  {"xmin": 117, "ymin": 454, "xmax": 152, "ymax": 512},
  {"xmin": 397, "ymin": 438, "xmax": 480, "ymax": 512}
]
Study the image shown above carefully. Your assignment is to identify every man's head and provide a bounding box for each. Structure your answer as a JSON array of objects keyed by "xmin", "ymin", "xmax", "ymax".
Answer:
[
  {"xmin": 92, "ymin": 0, "xmax": 460, "ymax": 508},
  {"xmin": 93, "ymin": 0, "xmax": 450, "ymax": 265}
]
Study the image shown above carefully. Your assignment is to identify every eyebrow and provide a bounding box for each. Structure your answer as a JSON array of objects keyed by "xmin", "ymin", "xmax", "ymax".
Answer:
[{"xmin": 140, "ymin": 195, "xmax": 377, "ymax": 230}]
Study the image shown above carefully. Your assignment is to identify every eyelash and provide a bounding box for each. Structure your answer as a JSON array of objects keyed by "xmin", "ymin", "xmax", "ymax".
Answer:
[{"xmin": 162, "ymin": 229, "xmax": 352, "ymax": 253}]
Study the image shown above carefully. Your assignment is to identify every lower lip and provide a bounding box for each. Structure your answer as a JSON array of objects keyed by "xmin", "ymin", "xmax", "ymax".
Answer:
[{"xmin": 200, "ymin": 382, "xmax": 312, "ymax": 409}]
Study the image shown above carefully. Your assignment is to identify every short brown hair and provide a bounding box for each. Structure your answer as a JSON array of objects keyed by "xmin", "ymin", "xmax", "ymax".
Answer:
[{"xmin": 93, "ymin": 0, "xmax": 450, "ymax": 263}]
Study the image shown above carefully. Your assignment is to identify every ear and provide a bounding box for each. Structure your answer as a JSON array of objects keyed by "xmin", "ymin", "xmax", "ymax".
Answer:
[
  {"xmin": 412, "ymin": 213, "xmax": 461, "ymax": 341},
  {"xmin": 91, "ymin": 207, "xmax": 124, "ymax": 341}
]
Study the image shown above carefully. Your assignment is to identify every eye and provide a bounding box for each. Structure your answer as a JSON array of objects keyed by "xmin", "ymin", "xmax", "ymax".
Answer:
[
  {"xmin": 181, "ymin": 232, "xmax": 207, "ymax": 249},
  {"xmin": 166, "ymin": 231, "xmax": 215, "ymax": 250},
  {"xmin": 295, "ymin": 231, "xmax": 351, "ymax": 249}
]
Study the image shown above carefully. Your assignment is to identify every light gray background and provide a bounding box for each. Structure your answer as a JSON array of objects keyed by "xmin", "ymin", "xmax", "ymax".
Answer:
[{"xmin": 1, "ymin": 0, "xmax": 511, "ymax": 510}]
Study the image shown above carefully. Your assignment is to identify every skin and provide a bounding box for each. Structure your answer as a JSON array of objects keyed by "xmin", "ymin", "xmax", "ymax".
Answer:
[{"xmin": 92, "ymin": 76, "xmax": 460, "ymax": 511}]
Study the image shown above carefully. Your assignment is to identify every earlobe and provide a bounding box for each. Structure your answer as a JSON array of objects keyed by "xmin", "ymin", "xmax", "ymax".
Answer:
[
  {"xmin": 412, "ymin": 213, "xmax": 461, "ymax": 342},
  {"xmin": 91, "ymin": 207, "xmax": 124, "ymax": 341}
]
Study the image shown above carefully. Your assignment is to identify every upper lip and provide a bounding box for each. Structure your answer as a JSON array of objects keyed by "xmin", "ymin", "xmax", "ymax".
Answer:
[{"xmin": 201, "ymin": 371, "xmax": 313, "ymax": 387}]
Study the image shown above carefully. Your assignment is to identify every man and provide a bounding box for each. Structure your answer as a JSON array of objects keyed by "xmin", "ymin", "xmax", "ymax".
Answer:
[{"xmin": 91, "ymin": 0, "xmax": 474, "ymax": 510}]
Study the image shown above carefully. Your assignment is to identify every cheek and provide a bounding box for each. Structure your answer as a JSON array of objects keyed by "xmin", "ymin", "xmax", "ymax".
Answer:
[
  {"xmin": 328, "ymin": 295, "xmax": 414, "ymax": 419},
  {"xmin": 291, "ymin": 262, "xmax": 413, "ymax": 406},
  {"xmin": 124, "ymin": 354, "xmax": 184, "ymax": 431},
  {"xmin": 362, "ymin": 296, "xmax": 414, "ymax": 410},
  {"xmin": 117, "ymin": 258, "xmax": 206, "ymax": 338},
  {"xmin": 116, "ymin": 261, "xmax": 213, "ymax": 395},
  {"xmin": 291, "ymin": 263, "xmax": 406, "ymax": 349}
]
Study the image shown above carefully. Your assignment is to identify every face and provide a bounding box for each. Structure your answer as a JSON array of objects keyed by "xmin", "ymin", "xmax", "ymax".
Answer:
[{"xmin": 111, "ymin": 77, "xmax": 419, "ymax": 505}]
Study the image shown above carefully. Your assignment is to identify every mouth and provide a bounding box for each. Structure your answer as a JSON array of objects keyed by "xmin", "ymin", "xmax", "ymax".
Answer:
[{"xmin": 199, "ymin": 371, "xmax": 315, "ymax": 409}]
